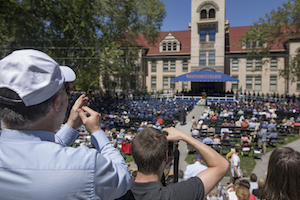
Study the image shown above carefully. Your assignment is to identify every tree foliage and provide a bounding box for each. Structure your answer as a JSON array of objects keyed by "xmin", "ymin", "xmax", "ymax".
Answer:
[
  {"xmin": 0, "ymin": 0, "xmax": 166, "ymax": 91},
  {"xmin": 240, "ymin": 0, "xmax": 300, "ymax": 82}
]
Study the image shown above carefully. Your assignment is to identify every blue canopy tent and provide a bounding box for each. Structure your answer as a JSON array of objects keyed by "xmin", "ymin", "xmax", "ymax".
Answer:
[{"xmin": 170, "ymin": 70, "xmax": 239, "ymax": 82}]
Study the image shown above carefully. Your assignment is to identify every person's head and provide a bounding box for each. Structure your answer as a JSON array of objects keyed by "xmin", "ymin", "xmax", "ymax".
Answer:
[
  {"xmin": 235, "ymin": 145, "xmax": 241, "ymax": 153},
  {"xmin": 208, "ymin": 186, "xmax": 219, "ymax": 198},
  {"xmin": 0, "ymin": 49, "xmax": 75, "ymax": 130},
  {"xmin": 250, "ymin": 173, "xmax": 257, "ymax": 182},
  {"xmin": 261, "ymin": 147, "xmax": 300, "ymax": 200},
  {"xmin": 194, "ymin": 154, "xmax": 202, "ymax": 163},
  {"xmin": 131, "ymin": 127, "xmax": 167, "ymax": 175},
  {"xmin": 236, "ymin": 185, "xmax": 250, "ymax": 200},
  {"xmin": 178, "ymin": 169, "xmax": 184, "ymax": 179},
  {"xmin": 257, "ymin": 177, "xmax": 265, "ymax": 189}
]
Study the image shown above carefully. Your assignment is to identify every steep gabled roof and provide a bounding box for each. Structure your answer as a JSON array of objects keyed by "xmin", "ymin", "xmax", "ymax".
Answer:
[
  {"xmin": 137, "ymin": 30, "xmax": 191, "ymax": 55},
  {"xmin": 228, "ymin": 26, "xmax": 286, "ymax": 52}
]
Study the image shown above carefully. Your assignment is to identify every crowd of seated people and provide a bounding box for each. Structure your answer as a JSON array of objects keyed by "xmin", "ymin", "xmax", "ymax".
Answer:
[
  {"xmin": 68, "ymin": 92, "xmax": 194, "ymax": 147},
  {"xmin": 190, "ymin": 100, "xmax": 300, "ymax": 156}
]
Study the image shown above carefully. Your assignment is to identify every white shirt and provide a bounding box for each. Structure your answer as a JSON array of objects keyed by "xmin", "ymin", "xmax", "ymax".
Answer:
[
  {"xmin": 231, "ymin": 154, "xmax": 241, "ymax": 178},
  {"xmin": 184, "ymin": 161, "xmax": 208, "ymax": 180}
]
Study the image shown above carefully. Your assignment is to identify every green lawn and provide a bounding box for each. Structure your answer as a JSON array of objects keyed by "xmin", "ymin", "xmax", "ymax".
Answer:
[{"xmin": 185, "ymin": 133, "xmax": 300, "ymax": 177}]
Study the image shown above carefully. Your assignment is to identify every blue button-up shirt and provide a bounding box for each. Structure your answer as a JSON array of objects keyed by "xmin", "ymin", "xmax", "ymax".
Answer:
[{"xmin": 0, "ymin": 125, "xmax": 131, "ymax": 200}]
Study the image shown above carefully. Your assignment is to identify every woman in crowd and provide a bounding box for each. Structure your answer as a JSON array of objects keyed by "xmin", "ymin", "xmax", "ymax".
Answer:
[
  {"xmin": 260, "ymin": 147, "xmax": 300, "ymax": 200},
  {"xmin": 253, "ymin": 177, "xmax": 265, "ymax": 199},
  {"xmin": 221, "ymin": 132, "xmax": 230, "ymax": 144},
  {"xmin": 241, "ymin": 132, "xmax": 252, "ymax": 147}
]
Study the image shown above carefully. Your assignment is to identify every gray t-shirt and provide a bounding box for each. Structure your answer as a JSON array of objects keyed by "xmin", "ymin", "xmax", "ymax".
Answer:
[{"xmin": 119, "ymin": 176, "xmax": 204, "ymax": 200}]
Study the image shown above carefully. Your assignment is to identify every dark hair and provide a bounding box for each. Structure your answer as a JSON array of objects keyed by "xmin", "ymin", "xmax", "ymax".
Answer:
[
  {"xmin": 250, "ymin": 173, "xmax": 257, "ymax": 182},
  {"xmin": 260, "ymin": 147, "xmax": 300, "ymax": 200},
  {"xmin": 178, "ymin": 169, "xmax": 184, "ymax": 179},
  {"xmin": 0, "ymin": 87, "xmax": 62, "ymax": 128},
  {"xmin": 131, "ymin": 127, "xmax": 167, "ymax": 175}
]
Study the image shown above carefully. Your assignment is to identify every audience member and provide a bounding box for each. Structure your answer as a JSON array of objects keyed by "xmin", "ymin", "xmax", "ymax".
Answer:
[
  {"xmin": 119, "ymin": 127, "xmax": 229, "ymax": 200},
  {"xmin": 249, "ymin": 173, "xmax": 258, "ymax": 194},
  {"xmin": 184, "ymin": 154, "xmax": 208, "ymax": 180},
  {"xmin": 252, "ymin": 177, "xmax": 265, "ymax": 199},
  {"xmin": 260, "ymin": 147, "xmax": 300, "ymax": 200},
  {"xmin": 0, "ymin": 49, "xmax": 130, "ymax": 199},
  {"xmin": 231, "ymin": 145, "xmax": 242, "ymax": 183}
]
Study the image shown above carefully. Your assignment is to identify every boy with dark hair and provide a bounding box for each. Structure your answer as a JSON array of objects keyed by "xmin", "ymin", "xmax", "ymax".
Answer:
[{"xmin": 119, "ymin": 127, "xmax": 229, "ymax": 200}]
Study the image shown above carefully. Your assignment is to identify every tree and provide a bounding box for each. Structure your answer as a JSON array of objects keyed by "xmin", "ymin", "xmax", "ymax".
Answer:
[
  {"xmin": 0, "ymin": 0, "xmax": 166, "ymax": 91},
  {"xmin": 240, "ymin": 0, "xmax": 300, "ymax": 91}
]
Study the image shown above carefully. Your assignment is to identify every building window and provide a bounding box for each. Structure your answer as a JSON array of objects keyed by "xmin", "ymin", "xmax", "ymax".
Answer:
[
  {"xmin": 209, "ymin": 29, "xmax": 215, "ymax": 42},
  {"xmin": 114, "ymin": 77, "xmax": 120, "ymax": 88},
  {"xmin": 209, "ymin": 50, "xmax": 215, "ymax": 65},
  {"xmin": 151, "ymin": 76, "xmax": 156, "ymax": 89},
  {"xmin": 255, "ymin": 58, "xmax": 262, "ymax": 71},
  {"xmin": 182, "ymin": 60, "xmax": 188, "ymax": 72},
  {"xmin": 270, "ymin": 76, "xmax": 277, "ymax": 91},
  {"xmin": 173, "ymin": 42, "xmax": 177, "ymax": 51},
  {"xmin": 200, "ymin": 30, "xmax": 206, "ymax": 42},
  {"xmin": 255, "ymin": 76, "xmax": 261, "ymax": 90},
  {"xmin": 297, "ymin": 80, "xmax": 300, "ymax": 90},
  {"xmin": 201, "ymin": 10, "xmax": 207, "ymax": 19},
  {"xmin": 270, "ymin": 58, "xmax": 277, "ymax": 70},
  {"xmin": 168, "ymin": 43, "xmax": 172, "ymax": 51},
  {"xmin": 130, "ymin": 75, "xmax": 136, "ymax": 89},
  {"xmin": 183, "ymin": 81, "xmax": 188, "ymax": 90},
  {"xmin": 232, "ymin": 76, "xmax": 238, "ymax": 90},
  {"xmin": 200, "ymin": 28, "xmax": 215, "ymax": 42},
  {"xmin": 200, "ymin": 51, "xmax": 206, "ymax": 66},
  {"xmin": 162, "ymin": 43, "xmax": 166, "ymax": 51},
  {"xmin": 232, "ymin": 59, "xmax": 238, "ymax": 71},
  {"xmin": 151, "ymin": 61, "xmax": 156, "ymax": 72},
  {"xmin": 209, "ymin": 9, "xmax": 215, "ymax": 18},
  {"xmin": 246, "ymin": 59, "xmax": 253, "ymax": 71},
  {"xmin": 170, "ymin": 77, "xmax": 175, "ymax": 89},
  {"xmin": 163, "ymin": 77, "xmax": 169, "ymax": 89},
  {"xmin": 246, "ymin": 76, "xmax": 252, "ymax": 90},
  {"xmin": 163, "ymin": 60, "xmax": 168, "ymax": 71},
  {"xmin": 170, "ymin": 60, "xmax": 176, "ymax": 72}
]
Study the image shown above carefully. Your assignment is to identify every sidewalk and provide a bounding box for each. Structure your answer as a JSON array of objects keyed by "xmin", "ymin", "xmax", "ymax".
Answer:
[{"xmin": 252, "ymin": 136, "xmax": 300, "ymax": 179}]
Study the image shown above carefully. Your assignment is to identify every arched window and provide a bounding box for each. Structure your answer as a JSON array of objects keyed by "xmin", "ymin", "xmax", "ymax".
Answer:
[
  {"xmin": 162, "ymin": 43, "xmax": 166, "ymax": 51},
  {"xmin": 209, "ymin": 9, "xmax": 215, "ymax": 18},
  {"xmin": 173, "ymin": 42, "xmax": 177, "ymax": 51},
  {"xmin": 168, "ymin": 43, "xmax": 172, "ymax": 51},
  {"xmin": 200, "ymin": 10, "xmax": 207, "ymax": 19}
]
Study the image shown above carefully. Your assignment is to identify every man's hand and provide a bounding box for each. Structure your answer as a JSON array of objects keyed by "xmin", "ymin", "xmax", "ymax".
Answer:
[
  {"xmin": 162, "ymin": 127, "xmax": 185, "ymax": 142},
  {"xmin": 66, "ymin": 94, "xmax": 89, "ymax": 130},
  {"xmin": 78, "ymin": 106, "xmax": 101, "ymax": 134}
]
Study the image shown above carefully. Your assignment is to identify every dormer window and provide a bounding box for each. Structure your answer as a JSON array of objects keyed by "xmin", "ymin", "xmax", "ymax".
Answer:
[
  {"xmin": 163, "ymin": 43, "xmax": 166, "ymax": 51},
  {"xmin": 159, "ymin": 32, "xmax": 180, "ymax": 52},
  {"xmin": 168, "ymin": 43, "xmax": 172, "ymax": 51},
  {"xmin": 209, "ymin": 9, "xmax": 215, "ymax": 18},
  {"xmin": 173, "ymin": 42, "xmax": 177, "ymax": 51},
  {"xmin": 201, "ymin": 10, "xmax": 207, "ymax": 19}
]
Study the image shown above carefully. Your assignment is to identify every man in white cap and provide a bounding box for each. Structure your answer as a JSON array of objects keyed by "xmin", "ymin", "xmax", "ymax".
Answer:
[{"xmin": 0, "ymin": 49, "xmax": 130, "ymax": 200}]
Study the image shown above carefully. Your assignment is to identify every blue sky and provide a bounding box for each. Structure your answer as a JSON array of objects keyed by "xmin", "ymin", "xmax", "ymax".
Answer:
[{"xmin": 160, "ymin": 0, "xmax": 287, "ymax": 31}]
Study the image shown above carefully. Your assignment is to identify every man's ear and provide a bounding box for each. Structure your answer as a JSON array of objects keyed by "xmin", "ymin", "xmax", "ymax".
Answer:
[{"xmin": 52, "ymin": 94, "xmax": 63, "ymax": 112}]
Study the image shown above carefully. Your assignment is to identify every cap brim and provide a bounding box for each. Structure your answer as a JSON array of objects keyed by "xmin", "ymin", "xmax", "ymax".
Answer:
[{"xmin": 60, "ymin": 66, "xmax": 76, "ymax": 82}]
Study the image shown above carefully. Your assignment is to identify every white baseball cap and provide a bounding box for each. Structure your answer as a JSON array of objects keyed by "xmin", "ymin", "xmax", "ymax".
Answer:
[{"xmin": 0, "ymin": 49, "xmax": 76, "ymax": 106}]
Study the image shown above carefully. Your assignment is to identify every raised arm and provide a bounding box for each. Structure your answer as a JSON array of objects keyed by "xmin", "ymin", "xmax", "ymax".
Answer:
[{"xmin": 163, "ymin": 127, "xmax": 229, "ymax": 196}]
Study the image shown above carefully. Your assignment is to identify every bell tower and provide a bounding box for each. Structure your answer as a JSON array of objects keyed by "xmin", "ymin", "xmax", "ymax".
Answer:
[{"xmin": 190, "ymin": 0, "xmax": 225, "ymax": 73}]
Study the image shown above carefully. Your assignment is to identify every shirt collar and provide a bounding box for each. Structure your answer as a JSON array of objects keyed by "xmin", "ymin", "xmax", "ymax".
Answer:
[{"xmin": 0, "ymin": 128, "xmax": 55, "ymax": 142}]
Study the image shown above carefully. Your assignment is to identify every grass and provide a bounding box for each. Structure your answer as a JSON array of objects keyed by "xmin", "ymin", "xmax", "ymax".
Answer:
[{"xmin": 185, "ymin": 132, "xmax": 300, "ymax": 177}]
